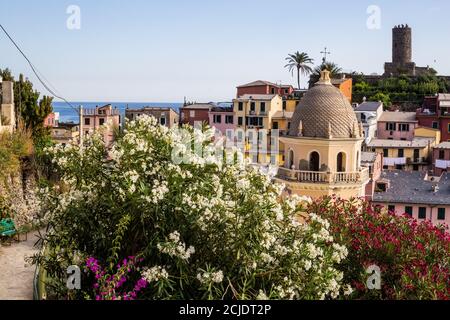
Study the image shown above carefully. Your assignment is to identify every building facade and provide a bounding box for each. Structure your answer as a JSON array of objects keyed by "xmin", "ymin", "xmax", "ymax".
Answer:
[
  {"xmin": 432, "ymin": 142, "xmax": 450, "ymax": 175},
  {"xmin": 125, "ymin": 107, "xmax": 179, "ymax": 128},
  {"xmin": 44, "ymin": 112, "xmax": 60, "ymax": 128},
  {"xmin": 276, "ymin": 70, "xmax": 369, "ymax": 199},
  {"xmin": 208, "ymin": 106, "xmax": 234, "ymax": 136},
  {"xmin": 179, "ymin": 103, "xmax": 214, "ymax": 127},
  {"xmin": 376, "ymin": 111, "xmax": 418, "ymax": 140},
  {"xmin": 354, "ymin": 101, "xmax": 384, "ymax": 145},
  {"xmin": 236, "ymin": 80, "xmax": 294, "ymax": 98},
  {"xmin": 373, "ymin": 171, "xmax": 450, "ymax": 227},
  {"xmin": 82, "ymin": 104, "xmax": 121, "ymax": 146},
  {"xmin": 416, "ymin": 94, "xmax": 450, "ymax": 142},
  {"xmin": 51, "ymin": 123, "xmax": 79, "ymax": 146}
]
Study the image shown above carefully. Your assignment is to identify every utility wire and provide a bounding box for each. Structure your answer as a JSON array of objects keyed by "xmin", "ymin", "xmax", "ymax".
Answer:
[{"xmin": 0, "ymin": 23, "xmax": 80, "ymax": 114}]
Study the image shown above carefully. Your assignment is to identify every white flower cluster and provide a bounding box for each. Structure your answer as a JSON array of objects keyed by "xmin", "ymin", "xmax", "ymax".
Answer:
[
  {"xmin": 142, "ymin": 266, "xmax": 169, "ymax": 283},
  {"xmin": 157, "ymin": 231, "xmax": 195, "ymax": 261},
  {"xmin": 197, "ymin": 270, "xmax": 224, "ymax": 284}
]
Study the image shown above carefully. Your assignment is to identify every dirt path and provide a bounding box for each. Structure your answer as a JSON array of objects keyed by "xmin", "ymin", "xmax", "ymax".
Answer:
[{"xmin": 0, "ymin": 231, "xmax": 41, "ymax": 300}]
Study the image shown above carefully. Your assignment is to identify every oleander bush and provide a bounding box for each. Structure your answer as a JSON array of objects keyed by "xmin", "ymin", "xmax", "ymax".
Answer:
[
  {"xmin": 313, "ymin": 197, "xmax": 450, "ymax": 300},
  {"xmin": 34, "ymin": 116, "xmax": 352, "ymax": 300}
]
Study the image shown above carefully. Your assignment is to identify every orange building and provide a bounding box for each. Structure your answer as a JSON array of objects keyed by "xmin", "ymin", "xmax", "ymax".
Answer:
[{"xmin": 331, "ymin": 77, "xmax": 352, "ymax": 103}]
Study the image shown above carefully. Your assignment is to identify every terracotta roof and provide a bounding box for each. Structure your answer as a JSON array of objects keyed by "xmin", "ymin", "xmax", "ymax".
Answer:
[
  {"xmin": 379, "ymin": 112, "xmax": 417, "ymax": 122},
  {"xmin": 367, "ymin": 137, "xmax": 434, "ymax": 148},
  {"xmin": 181, "ymin": 103, "xmax": 215, "ymax": 110},
  {"xmin": 235, "ymin": 94, "xmax": 277, "ymax": 101},
  {"xmin": 361, "ymin": 152, "xmax": 377, "ymax": 163},
  {"xmin": 289, "ymin": 80, "xmax": 358, "ymax": 138},
  {"xmin": 237, "ymin": 80, "xmax": 279, "ymax": 88}
]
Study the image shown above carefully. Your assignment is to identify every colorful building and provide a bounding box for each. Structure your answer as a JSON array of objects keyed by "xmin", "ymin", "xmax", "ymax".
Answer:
[
  {"xmin": 233, "ymin": 94, "xmax": 283, "ymax": 164},
  {"xmin": 81, "ymin": 104, "xmax": 121, "ymax": 147},
  {"xmin": 236, "ymin": 80, "xmax": 294, "ymax": 98},
  {"xmin": 125, "ymin": 107, "xmax": 179, "ymax": 128},
  {"xmin": 208, "ymin": 106, "xmax": 234, "ymax": 136},
  {"xmin": 276, "ymin": 70, "xmax": 369, "ymax": 199},
  {"xmin": 376, "ymin": 111, "xmax": 418, "ymax": 140},
  {"xmin": 416, "ymin": 94, "xmax": 450, "ymax": 142},
  {"xmin": 179, "ymin": 103, "xmax": 214, "ymax": 127},
  {"xmin": 432, "ymin": 142, "xmax": 450, "ymax": 175},
  {"xmin": 44, "ymin": 112, "xmax": 60, "ymax": 127},
  {"xmin": 372, "ymin": 171, "xmax": 450, "ymax": 227},
  {"xmin": 367, "ymin": 135, "xmax": 436, "ymax": 171},
  {"xmin": 361, "ymin": 151, "xmax": 383, "ymax": 201},
  {"xmin": 331, "ymin": 77, "xmax": 353, "ymax": 103}
]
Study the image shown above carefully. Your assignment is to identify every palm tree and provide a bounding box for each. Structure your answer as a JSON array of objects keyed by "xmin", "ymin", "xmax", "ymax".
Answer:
[
  {"xmin": 284, "ymin": 52, "xmax": 314, "ymax": 89},
  {"xmin": 313, "ymin": 62, "xmax": 343, "ymax": 78}
]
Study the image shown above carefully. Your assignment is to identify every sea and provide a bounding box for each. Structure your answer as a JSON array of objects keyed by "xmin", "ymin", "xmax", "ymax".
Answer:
[{"xmin": 52, "ymin": 102, "xmax": 184, "ymax": 124}]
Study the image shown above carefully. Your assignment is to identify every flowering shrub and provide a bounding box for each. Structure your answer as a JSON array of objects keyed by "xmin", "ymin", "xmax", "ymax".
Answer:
[
  {"xmin": 35, "ymin": 115, "xmax": 351, "ymax": 300},
  {"xmin": 312, "ymin": 197, "xmax": 450, "ymax": 300},
  {"xmin": 85, "ymin": 256, "xmax": 148, "ymax": 300}
]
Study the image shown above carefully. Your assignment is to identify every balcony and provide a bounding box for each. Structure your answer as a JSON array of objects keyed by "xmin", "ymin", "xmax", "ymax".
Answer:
[
  {"xmin": 407, "ymin": 157, "xmax": 427, "ymax": 164},
  {"xmin": 277, "ymin": 167, "xmax": 369, "ymax": 184}
]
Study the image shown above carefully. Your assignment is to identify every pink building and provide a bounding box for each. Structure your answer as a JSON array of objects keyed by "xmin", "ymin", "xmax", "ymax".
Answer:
[
  {"xmin": 82, "ymin": 104, "xmax": 121, "ymax": 147},
  {"xmin": 44, "ymin": 112, "xmax": 60, "ymax": 127},
  {"xmin": 432, "ymin": 142, "xmax": 450, "ymax": 176},
  {"xmin": 361, "ymin": 152, "xmax": 383, "ymax": 201},
  {"xmin": 208, "ymin": 106, "xmax": 234, "ymax": 137},
  {"xmin": 377, "ymin": 111, "xmax": 418, "ymax": 140},
  {"xmin": 372, "ymin": 171, "xmax": 450, "ymax": 228}
]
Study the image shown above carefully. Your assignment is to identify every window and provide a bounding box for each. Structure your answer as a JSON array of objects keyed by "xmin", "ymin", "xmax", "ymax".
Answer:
[
  {"xmin": 376, "ymin": 183, "xmax": 386, "ymax": 192},
  {"xmin": 247, "ymin": 117, "xmax": 263, "ymax": 127},
  {"xmin": 287, "ymin": 122, "xmax": 291, "ymax": 130},
  {"xmin": 190, "ymin": 110, "xmax": 195, "ymax": 118},
  {"xmin": 213, "ymin": 115, "xmax": 222, "ymax": 123},
  {"xmin": 99, "ymin": 118, "xmax": 105, "ymax": 126},
  {"xmin": 238, "ymin": 117, "xmax": 243, "ymax": 126},
  {"xmin": 448, "ymin": 123, "xmax": 450, "ymax": 133},
  {"xmin": 398, "ymin": 149, "xmax": 404, "ymax": 157},
  {"xmin": 432, "ymin": 121, "xmax": 439, "ymax": 129},
  {"xmin": 250, "ymin": 102, "xmax": 256, "ymax": 112},
  {"xmin": 405, "ymin": 206, "xmax": 413, "ymax": 217},
  {"xmin": 238, "ymin": 102, "xmax": 243, "ymax": 111},
  {"xmin": 386, "ymin": 122, "xmax": 396, "ymax": 131},
  {"xmin": 418, "ymin": 207, "xmax": 426, "ymax": 219},
  {"xmin": 273, "ymin": 122, "xmax": 279, "ymax": 130},
  {"xmin": 399, "ymin": 123, "xmax": 410, "ymax": 132},
  {"xmin": 439, "ymin": 150, "xmax": 445, "ymax": 160},
  {"xmin": 161, "ymin": 117, "xmax": 166, "ymax": 126},
  {"xmin": 225, "ymin": 115, "xmax": 233, "ymax": 124},
  {"xmin": 388, "ymin": 205, "xmax": 396, "ymax": 213},
  {"xmin": 260, "ymin": 102, "xmax": 266, "ymax": 113},
  {"xmin": 383, "ymin": 149, "xmax": 389, "ymax": 157},
  {"xmin": 282, "ymin": 101, "xmax": 287, "ymax": 111},
  {"xmin": 271, "ymin": 88, "xmax": 275, "ymax": 94},
  {"xmin": 84, "ymin": 118, "xmax": 91, "ymax": 126},
  {"xmin": 438, "ymin": 208, "xmax": 446, "ymax": 220}
]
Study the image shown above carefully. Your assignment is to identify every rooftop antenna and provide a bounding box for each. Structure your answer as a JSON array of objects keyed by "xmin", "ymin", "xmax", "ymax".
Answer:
[{"xmin": 320, "ymin": 47, "xmax": 331, "ymax": 64}]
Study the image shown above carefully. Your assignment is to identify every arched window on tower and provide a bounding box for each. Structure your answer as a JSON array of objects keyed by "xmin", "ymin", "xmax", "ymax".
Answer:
[
  {"xmin": 309, "ymin": 152, "xmax": 320, "ymax": 172},
  {"xmin": 337, "ymin": 152, "xmax": 346, "ymax": 172}
]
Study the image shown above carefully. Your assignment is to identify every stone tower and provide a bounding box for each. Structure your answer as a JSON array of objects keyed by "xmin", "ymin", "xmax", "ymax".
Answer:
[
  {"xmin": 384, "ymin": 24, "xmax": 421, "ymax": 76},
  {"xmin": 392, "ymin": 24, "xmax": 412, "ymax": 65}
]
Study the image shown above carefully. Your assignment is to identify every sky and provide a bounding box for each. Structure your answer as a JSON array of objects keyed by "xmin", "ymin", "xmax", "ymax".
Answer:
[{"xmin": 0, "ymin": 0, "xmax": 449, "ymax": 102}]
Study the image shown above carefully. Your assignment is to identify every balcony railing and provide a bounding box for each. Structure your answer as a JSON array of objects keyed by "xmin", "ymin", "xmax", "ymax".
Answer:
[{"xmin": 277, "ymin": 167, "xmax": 369, "ymax": 184}]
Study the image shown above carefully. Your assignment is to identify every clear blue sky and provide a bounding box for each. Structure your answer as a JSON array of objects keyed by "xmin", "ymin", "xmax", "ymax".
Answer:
[{"xmin": 1, "ymin": 0, "xmax": 449, "ymax": 102}]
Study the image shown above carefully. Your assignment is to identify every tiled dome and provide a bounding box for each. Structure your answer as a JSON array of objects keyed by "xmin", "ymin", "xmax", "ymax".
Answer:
[{"xmin": 289, "ymin": 71, "xmax": 358, "ymax": 139}]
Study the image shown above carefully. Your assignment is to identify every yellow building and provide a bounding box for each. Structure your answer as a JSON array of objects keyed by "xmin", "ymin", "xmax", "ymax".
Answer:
[
  {"xmin": 233, "ymin": 94, "xmax": 284, "ymax": 165},
  {"xmin": 276, "ymin": 70, "xmax": 369, "ymax": 199},
  {"xmin": 367, "ymin": 137, "xmax": 436, "ymax": 171}
]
